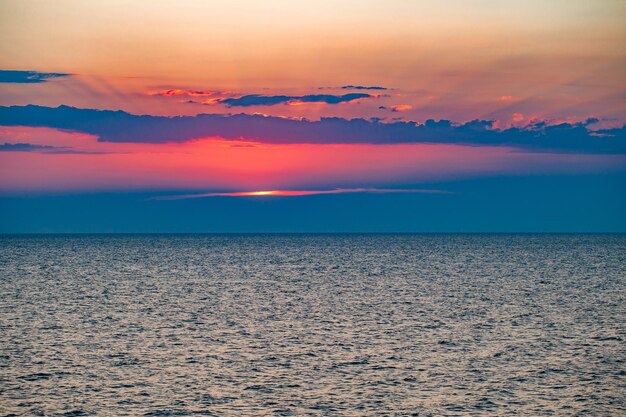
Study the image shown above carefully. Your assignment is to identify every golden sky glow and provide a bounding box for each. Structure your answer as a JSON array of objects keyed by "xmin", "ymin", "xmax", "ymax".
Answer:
[{"xmin": 1, "ymin": 0, "xmax": 624, "ymax": 124}]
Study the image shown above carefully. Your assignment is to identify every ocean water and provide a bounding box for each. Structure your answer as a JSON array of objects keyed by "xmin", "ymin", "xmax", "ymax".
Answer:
[{"xmin": 0, "ymin": 234, "xmax": 624, "ymax": 416}]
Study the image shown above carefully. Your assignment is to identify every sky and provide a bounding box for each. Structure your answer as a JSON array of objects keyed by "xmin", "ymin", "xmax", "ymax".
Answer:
[{"xmin": 0, "ymin": 0, "xmax": 625, "ymax": 232}]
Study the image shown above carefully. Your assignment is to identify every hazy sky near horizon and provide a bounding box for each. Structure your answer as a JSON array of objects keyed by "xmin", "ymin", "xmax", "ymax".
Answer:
[{"xmin": 0, "ymin": 1, "xmax": 624, "ymax": 231}]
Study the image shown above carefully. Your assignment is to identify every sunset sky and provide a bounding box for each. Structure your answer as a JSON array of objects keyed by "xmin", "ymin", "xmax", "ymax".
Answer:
[{"xmin": 0, "ymin": 0, "xmax": 625, "ymax": 232}]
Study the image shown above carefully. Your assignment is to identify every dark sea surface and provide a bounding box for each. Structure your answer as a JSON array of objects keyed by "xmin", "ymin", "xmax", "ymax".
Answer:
[{"xmin": 0, "ymin": 234, "xmax": 624, "ymax": 416}]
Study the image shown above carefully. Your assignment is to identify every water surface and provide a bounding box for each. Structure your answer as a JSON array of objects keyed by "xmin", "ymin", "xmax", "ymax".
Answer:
[{"xmin": 1, "ymin": 234, "xmax": 624, "ymax": 415}]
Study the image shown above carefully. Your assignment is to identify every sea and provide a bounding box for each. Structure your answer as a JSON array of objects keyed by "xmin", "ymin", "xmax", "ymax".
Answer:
[{"xmin": 0, "ymin": 234, "xmax": 624, "ymax": 416}]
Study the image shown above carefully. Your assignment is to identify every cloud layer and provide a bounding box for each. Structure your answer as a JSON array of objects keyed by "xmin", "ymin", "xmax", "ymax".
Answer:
[
  {"xmin": 0, "ymin": 142, "xmax": 63, "ymax": 152},
  {"xmin": 148, "ymin": 89, "xmax": 225, "ymax": 97},
  {"xmin": 341, "ymin": 85, "xmax": 387, "ymax": 90},
  {"xmin": 0, "ymin": 141, "xmax": 98, "ymax": 154},
  {"xmin": 0, "ymin": 70, "xmax": 70, "ymax": 83},
  {"xmin": 220, "ymin": 93, "xmax": 371, "ymax": 107},
  {"xmin": 0, "ymin": 105, "xmax": 624, "ymax": 154}
]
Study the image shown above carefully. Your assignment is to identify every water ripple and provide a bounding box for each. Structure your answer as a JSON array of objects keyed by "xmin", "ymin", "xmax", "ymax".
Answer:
[{"xmin": 1, "ymin": 234, "xmax": 625, "ymax": 415}]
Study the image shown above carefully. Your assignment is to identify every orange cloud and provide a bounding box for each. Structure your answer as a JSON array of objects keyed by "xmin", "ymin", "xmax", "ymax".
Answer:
[
  {"xmin": 390, "ymin": 104, "xmax": 413, "ymax": 112},
  {"xmin": 148, "ymin": 89, "xmax": 227, "ymax": 97},
  {"xmin": 191, "ymin": 98, "xmax": 224, "ymax": 105}
]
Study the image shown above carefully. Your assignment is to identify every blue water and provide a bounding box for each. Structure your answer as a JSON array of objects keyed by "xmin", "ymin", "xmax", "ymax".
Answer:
[{"xmin": 1, "ymin": 234, "xmax": 624, "ymax": 416}]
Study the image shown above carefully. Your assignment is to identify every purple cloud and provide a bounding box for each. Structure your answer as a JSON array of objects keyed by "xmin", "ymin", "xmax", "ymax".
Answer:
[{"xmin": 0, "ymin": 105, "xmax": 624, "ymax": 154}]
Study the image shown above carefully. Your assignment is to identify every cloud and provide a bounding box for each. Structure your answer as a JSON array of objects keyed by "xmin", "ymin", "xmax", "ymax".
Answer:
[
  {"xmin": 390, "ymin": 104, "xmax": 413, "ymax": 112},
  {"xmin": 221, "ymin": 93, "xmax": 371, "ymax": 107},
  {"xmin": 0, "ymin": 142, "xmax": 102, "ymax": 154},
  {"xmin": 512, "ymin": 113, "xmax": 525, "ymax": 122},
  {"xmin": 0, "ymin": 142, "xmax": 62, "ymax": 152},
  {"xmin": 341, "ymin": 85, "xmax": 388, "ymax": 90},
  {"xmin": 379, "ymin": 104, "xmax": 413, "ymax": 112},
  {"xmin": 0, "ymin": 70, "xmax": 70, "ymax": 83},
  {"xmin": 154, "ymin": 188, "xmax": 449, "ymax": 200},
  {"xmin": 148, "ymin": 89, "xmax": 227, "ymax": 97},
  {"xmin": 186, "ymin": 98, "xmax": 224, "ymax": 105},
  {"xmin": 0, "ymin": 105, "xmax": 624, "ymax": 154},
  {"xmin": 150, "ymin": 88, "xmax": 374, "ymax": 107}
]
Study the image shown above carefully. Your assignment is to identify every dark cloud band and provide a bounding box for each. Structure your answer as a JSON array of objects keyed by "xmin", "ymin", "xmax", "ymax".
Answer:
[
  {"xmin": 0, "ymin": 70, "xmax": 70, "ymax": 84},
  {"xmin": 0, "ymin": 105, "xmax": 624, "ymax": 154},
  {"xmin": 220, "ymin": 93, "xmax": 371, "ymax": 107},
  {"xmin": 0, "ymin": 142, "xmax": 62, "ymax": 152},
  {"xmin": 341, "ymin": 85, "xmax": 387, "ymax": 90},
  {"xmin": 0, "ymin": 142, "xmax": 103, "ymax": 154}
]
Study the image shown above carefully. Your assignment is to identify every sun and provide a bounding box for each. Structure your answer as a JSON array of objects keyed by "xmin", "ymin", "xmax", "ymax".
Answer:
[{"xmin": 242, "ymin": 190, "xmax": 275, "ymax": 196}]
